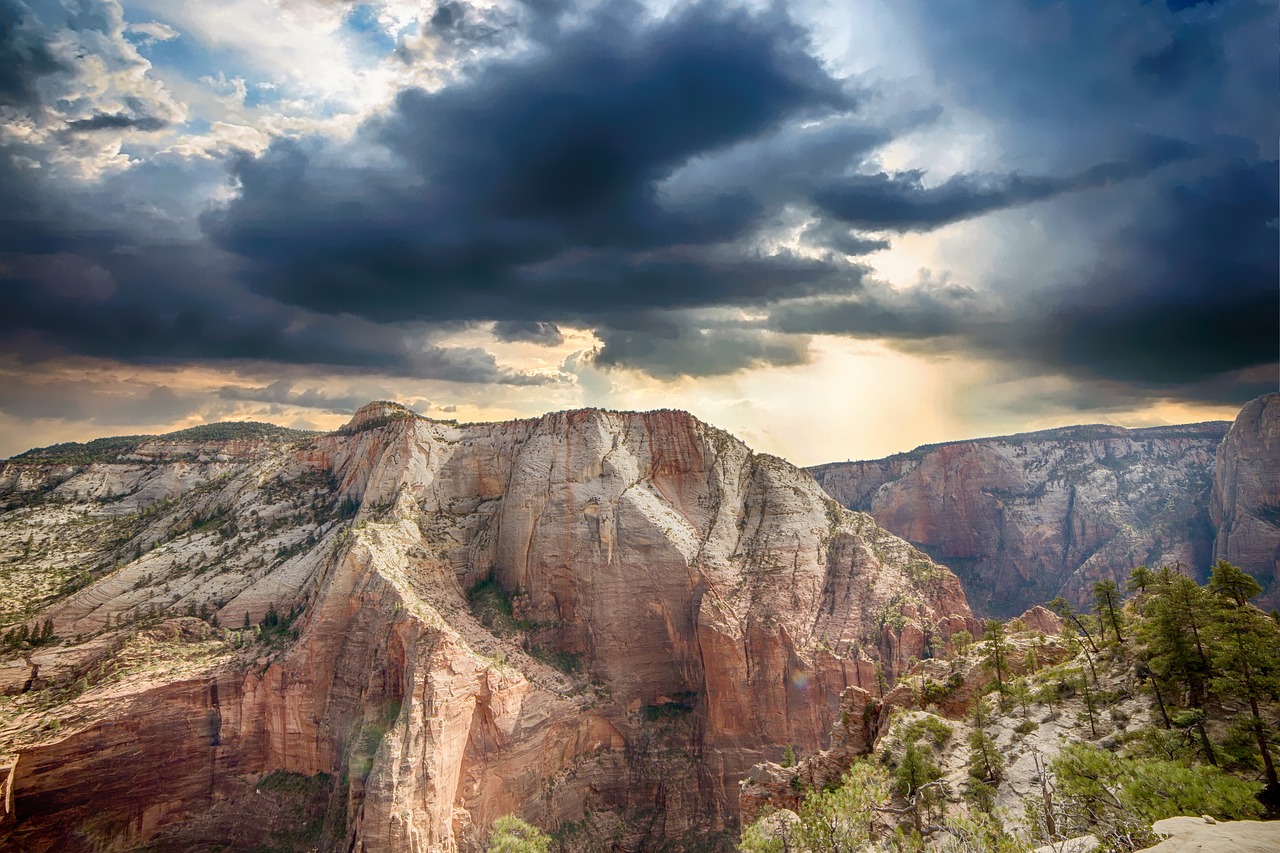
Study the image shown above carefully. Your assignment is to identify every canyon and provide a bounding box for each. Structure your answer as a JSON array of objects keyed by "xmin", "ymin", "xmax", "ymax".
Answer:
[
  {"xmin": 0, "ymin": 393, "xmax": 1274, "ymax": 852},
  {"xmin": 810, "ymin": 393, "xmax": 1279, "ymax": 617},
  {"xmin": 0, "ymin": 403, "xmax": 972, "ymax": 852}
]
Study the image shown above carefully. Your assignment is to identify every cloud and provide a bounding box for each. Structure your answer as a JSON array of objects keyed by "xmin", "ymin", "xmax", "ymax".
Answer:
[
  {"xmin": 770, "ymin": 272, "xmax": 993, "ymax": 340},
  {"xmin": 0, "ymin": 0, "xmax": 185, "ymax": 169},
  {"xmin": 1034, "ymin": 159, "xmax": 1278, "ymax": 392},
  {"xmin": 0, "ymin": 0, "xmax": 68, "ymax": 108},
  {"xmin": 217, "ymin": 379, "xmax": 389, "ymax": 413},
  {"xmin": 758, "ymin": 0, "xmax": 1278, "ymax": 405},
  {"xmin": 64, "ymin": 111, "xmax": 171, "ymax": 132},
  {"xmin": 770, "ymin": 159, "xmax": 1279, "ymax": 406},
  {"xmin": 591, "ymin": 313, "xmax": 811, "ymax": 379},
  {"xmin": 126, "ymin": 20, "xmax": 179, "ymax": 46},
  {"xmin": 203, "ymin": 2, "xmax": 853, "ymax": 325},
  {"xmin": 492, "ymin": 320, "xmax": 564, "ymax": 346},
  {"xmin": 0, "ymin": 366, "xmax": 204, "ymax": 426},
  {"xmin": 810, "ymin": 138, "xmax": 1194, "ymax": 232},
  {"xmin": 0, "ymin": 0, "xmax": 1273, "ymax": 408}
]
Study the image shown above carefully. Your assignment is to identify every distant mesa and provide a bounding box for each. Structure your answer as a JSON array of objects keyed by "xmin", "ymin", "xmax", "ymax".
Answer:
[
  {"xmin": 810, "ymin": 393, "xmax": 1279, "ymax": 617},
  {"xmin": 337, "ymin": 400, "xmax": 420, "ymax": 435}
]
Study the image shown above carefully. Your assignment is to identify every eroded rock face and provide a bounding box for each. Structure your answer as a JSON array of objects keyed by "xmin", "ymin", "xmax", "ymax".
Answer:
[
  {"xmin": 811, "ymin": 422, "xmax": 1230, "ymax": 617},
  {"xmin": 0, "ymin": 405, "xmax": 972, "ymax": 852},
  {"xmin": 1212, "ymin": 393, "xmax": 1280, "ymax": 608}
]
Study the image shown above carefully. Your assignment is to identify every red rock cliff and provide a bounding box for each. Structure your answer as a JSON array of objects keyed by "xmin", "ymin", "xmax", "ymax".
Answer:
[
  {"xmin": 1212, "ymin": 393, "xmax": 1280, "ymax": 608},
  {"xmin": 811, "ymin": 421, "xmax": 1230, "ymax": 617},
  {"xmin": 0, "ymin": 405, "xmax": 972, "ymax": 852}
]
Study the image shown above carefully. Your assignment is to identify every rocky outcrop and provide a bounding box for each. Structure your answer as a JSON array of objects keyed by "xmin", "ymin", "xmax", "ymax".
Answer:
[
  {"xmin": 739, "ymin": 684, "xmax": 879, "ymax": 825},
  {"xmin": 1212, "ymin": 393, "xmax": 1280, "ymax": 608},
  {"xmin": 0, "ymin": 404, "xmax": 973, "ymax": 852},
  {"xmin": 740, "ymin": 616, "xmax": 1074, "ymax": 827},
  {"xmin": 1140, "ymin": 816, "xmax": 1280, "ymax": 852},
  {"xmin": 811, "ymin": 422, "xmax": 1230, "ymax": 617}
]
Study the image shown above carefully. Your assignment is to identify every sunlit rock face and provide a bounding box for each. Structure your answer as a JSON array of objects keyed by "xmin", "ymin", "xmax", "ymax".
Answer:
[
  {"xmin": 0, "ymin": 403, "xmax": 971, "ymax": 852},
  {"xmin": 1212, "ymin": 393, "xmax": 1280, "ymax": 609},
  {"xmin": 811, "ymin": 421, "xmax": 1231, "ymax": 618}
]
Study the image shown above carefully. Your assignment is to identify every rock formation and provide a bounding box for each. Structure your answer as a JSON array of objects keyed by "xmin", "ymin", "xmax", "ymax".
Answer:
[
  {"xmin": 1140, "ymin": 816, "xmax": 1280, "ymax": 852},
  {"xmin": 811, "ymin": 422, "xmax": 1231, "ymax": 618},
  {"xmin": 1211, "ymin": 393, "xmax": 1280, "ymax": 609},
  {"xmin": 0, "ymin": 403, "xmax": 972, "ymax": 852}
]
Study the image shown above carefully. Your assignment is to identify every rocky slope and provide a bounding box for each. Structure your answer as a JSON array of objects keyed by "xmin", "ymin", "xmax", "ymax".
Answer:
[
  {"xmin": 739, "ymin": 600, "xmax": 1280, "ymax": 851},
  {"xmin": 811, "ymin": 423, "xmax": 1231, "ymax": 618},
  {"xmin": 1212, "ymin": 394, "xmax": 1280, "ymax": 609},
  {"xmin": 0, "ymin": 403, "xmax": 973, "ymax": 852}
]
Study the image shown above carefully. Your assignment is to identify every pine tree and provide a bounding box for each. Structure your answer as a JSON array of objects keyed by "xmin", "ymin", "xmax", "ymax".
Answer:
[
  {"xmin": 1207, "ymin": 560, "xmax": 1262, "ymax": 607},
  {"xmin": 1023, "ymin": 643, "xmax": 1040, "ymax": 674},
  {"xmin": 1093, "ymin": 578, "xmax": 1125, "ymax": 643},
  {"xmin": 1141, "ymin": 570, "xmax": 1212, "ymax": 705},
  {"xmin": 1138, "ymin": 568, "xmax": 1218, "ymax": 765},
  {"xmin": 981, "ymin": 619, "xmax": 1010, "ymax": 693},
  {"xmin": 1128, "ymin": 565, "xmax": 1155, "ymax": 599},
  {"xmin": 968, "ymin": 696, "xmax": 1003, "ymax": 784},
  {"xmin": 1049, "ymin": 597, "xmax": 1099, "ymax": 654},
  {"xmin": 893, "ymin": 740, "xmax": 944, "ymax": 834},
  {"xmin": 1072, "ymin": 667, "xmax": 1099, "ymax": 738},
  {"xmin": 1206, "ymin": 568, "xmax": 1280, "ymax": 795}
]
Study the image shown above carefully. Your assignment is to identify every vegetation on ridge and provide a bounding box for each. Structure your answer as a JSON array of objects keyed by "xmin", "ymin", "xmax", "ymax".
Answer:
[
  {"xmin": 12, "ymin": 421, "xmax": 314, "ymax": 464},
  {"xmin": 739, "ymin": 559, "xmax": 1279, "ymax": 852}
]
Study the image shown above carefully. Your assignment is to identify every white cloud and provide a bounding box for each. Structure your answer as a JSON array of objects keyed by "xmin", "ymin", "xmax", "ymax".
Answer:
[{"xmin": 127, "ymin": 20, "xmax": 179, "ymax": 44}]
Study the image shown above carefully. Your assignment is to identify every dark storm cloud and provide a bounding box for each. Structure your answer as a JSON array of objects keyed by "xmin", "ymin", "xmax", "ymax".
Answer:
[
  {"xmin": 217, "ymin": 380, "xmax": 396, "ymax": 414},
  {"xmin": 426, "ymin": 0, "xmax": 513, "ymax": 46},
  {"xmin": 898, "ymin": 0, "xmax": 1276, "ymax": 163},
  {"xmin": 771, "ymin": 274, "xmax": 989, "ymax": 340},
  {"xmin": 811, "ymin": 138, "xmax": 1194, "ymax": 232},
  {"xmin": 0, "ymin": 237, "xmax": 554, "ymax": 383},
  {"xmin": 1037, "ymin": 159, "xmax": 1278, "ymax": 392},
  {"xmin": 0, "ymin": 0, "xmax": 66, "ymax": 107},
  {"xmin": 0, "ymin": 0, "xmax": 1274, "ymax": 401},
  {"xmin": 771, "ymin": 159, "xmax": 1279, "ymax": 407},
  {"xmin": 760, "ymin": 0, "xmax": 1278, "ymax": 403},
  {"xmin": 204, "ymin": 2, "xmax": 853, "ymax": 326},
  {"xmin": 0, "ymin": 146, "xmax": 553, "ymax": 383},
  {"xmin": 590, "ymin": 313, "xmax": 810, "ymax": 378},
  {"xmin": 64, "ymin": 111, "xmax": 170, "ymax": 132},
  {"xmin": 492, "ymin": 320, "xmax": 565, "ymax": 346}
]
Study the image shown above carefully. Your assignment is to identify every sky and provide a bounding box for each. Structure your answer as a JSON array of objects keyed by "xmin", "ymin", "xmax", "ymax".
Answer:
[{"xmin": 0, "ymin": 0, "xmax": 1275, "ymax": 465}]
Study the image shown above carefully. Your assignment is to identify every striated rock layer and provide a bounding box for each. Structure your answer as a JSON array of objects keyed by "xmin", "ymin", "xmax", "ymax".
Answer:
[
  {"xmin": 811, "ymin": 422, "xmax": 1232, "ymax": 618},
  {"xmin": 0, "ymin": 403, "xmax": 972, "ymax": 852},
  {"xmin": 1212, "ymin": 393, "xmax": 1280, "ymax": 609}
]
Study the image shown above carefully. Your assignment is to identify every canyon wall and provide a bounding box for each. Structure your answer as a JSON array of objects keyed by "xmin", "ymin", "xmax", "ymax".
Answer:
[
  {"xmin": 1212, "ymin": 393, "xmax": 1280, "ymax": 609},
  {"xmin": 0, "ymin": 403, "xmax": 973, "ymax": 852},
  {"xmin": 812, "ymin": 393, "xmax": 1280, "ymax": 618},
  {"xmin": 811, "ymin": 423, "xmax": 1229, "ymax": 618}
]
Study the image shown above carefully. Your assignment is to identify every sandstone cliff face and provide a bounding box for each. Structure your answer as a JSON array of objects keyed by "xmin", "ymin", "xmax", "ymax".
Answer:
[
  {"xmin": 0, "ymin": 404, "xmax": 972, "ymax": 852},
  {"xmin": 811, "ymin": 423, "xmax": 1229, "ymax": 618},
  {"xmin": 1212, "ymin": 393, "xmax": 1280, "ymax": 609}
]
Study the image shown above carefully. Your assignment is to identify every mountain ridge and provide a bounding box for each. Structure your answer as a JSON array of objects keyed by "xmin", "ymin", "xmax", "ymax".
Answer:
[
  {"xmin": 0, "ymin": 403, "xmax": 972, "ymax": 852},
  {"xmin": 809, "ymin": 394, "xmax": 1278, "ymax": 617}
]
